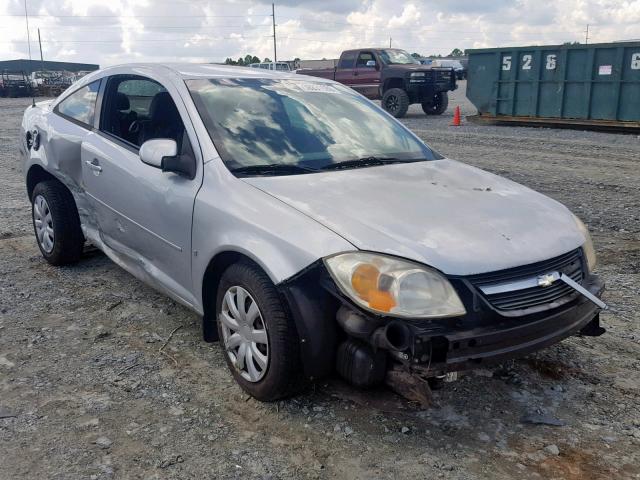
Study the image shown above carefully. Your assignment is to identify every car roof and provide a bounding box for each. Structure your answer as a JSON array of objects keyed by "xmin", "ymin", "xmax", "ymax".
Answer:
[
  {"xmin": 54, "ymin": 62, "xmax": 336, "ymax": 106},
  {"xmin": 87, "ymin": 63, "xmax": 308, "ymax": 81}
]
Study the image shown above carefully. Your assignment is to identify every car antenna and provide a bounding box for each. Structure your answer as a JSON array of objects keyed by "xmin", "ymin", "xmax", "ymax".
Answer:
[{"xmin": 23, "ymin": 0, "xmax": 35, "ymax": 107}]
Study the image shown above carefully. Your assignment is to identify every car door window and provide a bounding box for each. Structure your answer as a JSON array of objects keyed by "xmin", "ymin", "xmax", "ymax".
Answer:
[
  {"xmin": 100, "ymin": 76, "xmax": 186, "ymax": 149},
  {"xmin": 55, "ymin": 80, "xmax": 101, "ymax": 127},
  {"xmin": 356, "ymin": 52, "xmax": 375, "ymax": 67}
]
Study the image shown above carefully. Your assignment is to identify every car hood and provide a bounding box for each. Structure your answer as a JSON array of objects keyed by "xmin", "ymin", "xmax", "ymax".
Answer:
[{"xmin": 243, "ymin": 159, "xmax": 586, "ymax": 276}]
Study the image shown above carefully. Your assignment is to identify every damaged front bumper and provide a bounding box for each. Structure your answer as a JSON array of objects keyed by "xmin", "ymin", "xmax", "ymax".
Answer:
[{"xmin": 333, "ymin": 273, "xmax": 605, "ymax": 379}]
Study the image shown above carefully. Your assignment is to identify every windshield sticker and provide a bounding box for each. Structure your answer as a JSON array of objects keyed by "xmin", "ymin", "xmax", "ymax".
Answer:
[{"xmin": 271, "ymin": 80, "xmax": 341, "ymax": 94}]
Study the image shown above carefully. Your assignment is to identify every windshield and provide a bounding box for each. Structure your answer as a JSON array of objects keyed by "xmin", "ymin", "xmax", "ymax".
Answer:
[
  {"xmin": 378, "ymin": 49, "xmax": 420, "ymax": 65},
  {"xmin": 186, "ymin": 78, "xmax": 440, "ymax": 174}
]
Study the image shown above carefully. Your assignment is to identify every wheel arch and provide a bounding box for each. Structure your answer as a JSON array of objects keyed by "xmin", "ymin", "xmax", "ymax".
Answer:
[
  {"xmin": 201, "ymin": 250, "xmax": 340, "ymax": 381},
  {"xmin": 382, "ymin": 77, "xmax": 404, "ymax": 93},
  {"xmin": 26, "ymin": 164, "xmax": 59, "ymax": 201}
]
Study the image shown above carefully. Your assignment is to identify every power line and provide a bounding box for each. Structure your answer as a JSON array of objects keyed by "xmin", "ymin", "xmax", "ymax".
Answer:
[
  {"xmin": 0, "ymin": 24, "xmax": 273, "ymax": 31},
  {"xmin": 0, "ymin": 13, "xmax": 271, "ymax": 18},
  {"xmin": 277, "ymin": 15, "xmax": 584, "ymax": 35}
]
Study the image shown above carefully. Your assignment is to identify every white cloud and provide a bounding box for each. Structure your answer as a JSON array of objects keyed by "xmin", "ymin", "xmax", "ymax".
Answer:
[{"xmin": 0, "ymin": 0, "xmax": 639, "ymax": 66}]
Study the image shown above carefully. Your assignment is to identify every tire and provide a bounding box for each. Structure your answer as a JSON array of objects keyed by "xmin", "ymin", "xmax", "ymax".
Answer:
[
  {"xmin": 216, "ymin": 261, "xmax": 302, "ymax": 401},
  {"xmin": 382, "ymin": 88, "xmax": 410, "ymax": 118},
  {"xmin": 31, "ymin": 180, "xmax": 84, "ymax": 266},
  {"xmin": 421, "ymin": 92, "xmax": 449, "ymax": 115}
]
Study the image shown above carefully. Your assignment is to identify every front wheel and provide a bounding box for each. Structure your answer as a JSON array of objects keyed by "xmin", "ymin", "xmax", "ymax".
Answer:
[
  {"xmin": 422, "ymin": 92, "xmax": 449, "ymax": 115},
  {"xmin": 216, "ymin": 261, "xmax": 302, "ymax": 401},
  {"xmin": 382, "ymin": 88, "xmax": 410, "ymax": 118}
]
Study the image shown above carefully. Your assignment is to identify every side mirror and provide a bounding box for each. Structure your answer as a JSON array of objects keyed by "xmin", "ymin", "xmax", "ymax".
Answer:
[
  {"xmin": 140, "ymin": 139, "xmax": 177, "ymax": 168},
  {"xmin": 366, "ymin": 60, "xmax": 376, "ymax": 68}
]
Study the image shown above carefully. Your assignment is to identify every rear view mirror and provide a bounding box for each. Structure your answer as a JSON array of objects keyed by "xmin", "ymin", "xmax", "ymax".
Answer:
[
  {"xmin": 139, "ymin": 139, "xmax": 177, "ymax": 168},
  {"xmin": 366, "ymin": 60, "xmax": 376, "ymax": 68}
]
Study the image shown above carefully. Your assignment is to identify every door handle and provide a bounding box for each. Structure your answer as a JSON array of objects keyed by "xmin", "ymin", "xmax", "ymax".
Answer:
[{"xmin": 85, "ymin": 159, "xmax": 102, "ymax": 173}]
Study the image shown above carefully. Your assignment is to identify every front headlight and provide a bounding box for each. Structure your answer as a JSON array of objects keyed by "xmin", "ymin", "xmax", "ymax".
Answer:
[
  {"xmin": 574, "ymin": 215, "xmax": 597, "ymax": 272},
  {"xmin": 324, "ymin": 252, "xmax": 466, "ymax": 319}
]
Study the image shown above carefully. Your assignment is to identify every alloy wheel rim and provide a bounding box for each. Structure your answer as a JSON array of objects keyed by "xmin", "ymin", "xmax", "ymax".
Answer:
[
  {"xmin": 220, "ymin": 286, "xmax": 269, "ymax": 382},
  {"xmin": 386, "ymin": 95, "xmax": 399, "ymax": 112},
  {"xmin": 33, "ymin": 195, "xmax": 55, "ymax": 253}
]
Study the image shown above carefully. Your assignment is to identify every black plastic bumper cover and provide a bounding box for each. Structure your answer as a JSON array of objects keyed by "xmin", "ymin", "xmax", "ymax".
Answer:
[{"xmin": 413, "ymin": 275, "xmax": 605, "ymax": 373}]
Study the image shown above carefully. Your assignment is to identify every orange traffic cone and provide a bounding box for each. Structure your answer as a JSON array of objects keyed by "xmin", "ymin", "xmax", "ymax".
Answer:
[{"xmin": 451, "ymin": 106, "xmax": 461, "ymax": 126}]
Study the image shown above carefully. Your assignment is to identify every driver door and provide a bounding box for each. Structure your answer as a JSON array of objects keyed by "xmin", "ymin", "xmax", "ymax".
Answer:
[
  {"xmin": 81, "ymin": 74, "xmax": 202, "ymax": 308},
  {"xmin": 352, "ymin": 51, "xmax": 381, "ymax": 99}
]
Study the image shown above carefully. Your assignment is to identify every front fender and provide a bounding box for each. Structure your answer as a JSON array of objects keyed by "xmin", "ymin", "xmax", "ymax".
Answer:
[{"xmin": 191, "ymin": 162, "xmax": 354, "ymax": 313}]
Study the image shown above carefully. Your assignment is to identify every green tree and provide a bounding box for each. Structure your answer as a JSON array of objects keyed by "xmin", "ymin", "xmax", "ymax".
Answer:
[
  {"xmin": 263, "ymin": 57, "xmax": 272, "ymax": 63},
  {"xmin": 236, "ymin": 57, "xmax": 244, "ymax": 66},
  {"xmin": 448, "ymin": 48, "xmax": 464, "ymax": 57},
  {"xmin": 411, "ymin": 52, "xmax": 422, "ymax": 58},
  {"xmin": 224, "ymin": 57, "xmax": 236, "ymax": 65}
]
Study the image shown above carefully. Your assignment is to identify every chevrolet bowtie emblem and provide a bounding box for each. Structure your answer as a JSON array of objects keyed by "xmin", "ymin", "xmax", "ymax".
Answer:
[{"xmin": 537, "ymin": 272, "xmax": 558, "ymax": 287}]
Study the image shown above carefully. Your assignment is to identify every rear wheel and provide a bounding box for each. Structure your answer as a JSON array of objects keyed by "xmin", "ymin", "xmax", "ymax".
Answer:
[
  {"xmin": 422, "ymin": 92, "xmax": 449, "ymax": 115},
  {"xmin": 382, "ymin": 88, "xmax": 410, "ymax": 118},
  {"xmin": 31, "ymin": 180, "xmax": 84, "ymax": 265},
  {"xmin": 216, "ymin": 261, "xmax": 302, "ymax": 401}
]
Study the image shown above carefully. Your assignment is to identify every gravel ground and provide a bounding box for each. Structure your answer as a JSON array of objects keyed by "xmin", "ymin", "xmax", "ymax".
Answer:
[{"xmin": 1, "ymin": 83, "xmax": 639, "ymax": 480}]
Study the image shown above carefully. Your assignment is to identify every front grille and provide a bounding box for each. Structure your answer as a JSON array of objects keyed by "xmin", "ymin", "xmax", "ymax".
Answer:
[{"xmin": 468, "ymin": 249, "xmax": 584, "ymax": 311}]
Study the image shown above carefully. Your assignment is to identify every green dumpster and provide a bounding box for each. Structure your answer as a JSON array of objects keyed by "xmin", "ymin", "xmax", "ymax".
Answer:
[{"xmin": 466, "ymin": 42, "xmax": 640, "ymax": 129}]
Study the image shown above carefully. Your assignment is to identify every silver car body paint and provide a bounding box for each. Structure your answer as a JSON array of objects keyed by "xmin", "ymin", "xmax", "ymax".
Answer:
[
  {"xmin": 244, "ymin": 159, "xmax": 586, "ymax": 276},
  {"xmin": 20, "ymin": 63, "xmax": 587, "ymax": 316}
]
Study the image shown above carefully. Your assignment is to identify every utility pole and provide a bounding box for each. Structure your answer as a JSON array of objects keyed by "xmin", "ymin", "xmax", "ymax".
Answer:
[
  {"xmin": 272, "ymin": 3, "xmax": 277, "ymax": 63},
  {"xmin": 389, "ymin": 37, "xmax": 392, "ymax": 48},
  {"xmin": 38, "ymin": 28, "xmax": 44, "ymax": 72},
  {"xmin": 23, "ymin": 0, "xmax": 33, "ymax": 74},
  {"xmin": 585, "ymin": 24, "xmax": 589, "ymax": 44}
]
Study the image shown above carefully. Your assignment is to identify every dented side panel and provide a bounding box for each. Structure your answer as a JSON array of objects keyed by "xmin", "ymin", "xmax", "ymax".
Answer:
[{"xmin": 21, "ymin": 67, "xmax": 354, "ymax": 317}]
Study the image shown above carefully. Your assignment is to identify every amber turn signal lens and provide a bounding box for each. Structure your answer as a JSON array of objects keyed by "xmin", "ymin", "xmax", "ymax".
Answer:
[
  {"xmin": 351, "ymin": 263, "xmax": 380, "ymax": 300},
  {"xmin": 351, "ymin": 263, "xmax": 396, "ymax": 312},
  {"xmin": 368, "ymin": 290, "xmax": 396, "ymax": 312}
]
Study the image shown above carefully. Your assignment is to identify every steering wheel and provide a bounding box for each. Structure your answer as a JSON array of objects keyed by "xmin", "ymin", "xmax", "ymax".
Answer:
[{"xmin": 128, "ymin": 120, "xmax": 141, "ymax": 134}]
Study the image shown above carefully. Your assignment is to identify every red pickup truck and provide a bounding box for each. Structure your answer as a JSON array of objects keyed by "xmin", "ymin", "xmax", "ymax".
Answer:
[{"xmin": 296, "ymin": 48, "xmax": 457, "ymax": 118}]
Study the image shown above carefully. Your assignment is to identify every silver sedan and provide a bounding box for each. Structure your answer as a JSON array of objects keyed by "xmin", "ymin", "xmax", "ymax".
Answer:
[{"xmin": 20, "ymin": 64, "xmax": 605, "ymax": 402}]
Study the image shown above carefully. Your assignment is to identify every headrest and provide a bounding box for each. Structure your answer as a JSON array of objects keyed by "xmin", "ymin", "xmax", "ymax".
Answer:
[
  {"xmin": 149, "ymin": 91, "xmax": 179, "ymax": 123},
  {"xmin": 115, "ymin": 92, "xmax": 130, "ymax": 111}
]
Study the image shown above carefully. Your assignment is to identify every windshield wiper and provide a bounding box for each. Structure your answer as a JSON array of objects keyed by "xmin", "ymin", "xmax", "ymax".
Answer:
[
  {"xmin": 230, "ymin": 163, "xmax": 318, "ymax": 177},
  {"xmin": 319, "ymin": 156, "xmax": 414, "ymax": 171}
]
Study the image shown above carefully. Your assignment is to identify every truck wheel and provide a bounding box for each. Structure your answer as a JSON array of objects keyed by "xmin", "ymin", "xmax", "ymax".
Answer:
[
  {"xmin": 31, "ymin": 180, "xmax": 84, "ymax": 266},
  {"xmin": 216, "ymin": 261, "xmax": 302, "ymax": 401},
  {"xmin": 422, "ymin": 92, "xmax": 449, "ymax": 115},
  {"xmin": 382, "ymin": 88, "xmax": 410, "ymax": 118}
]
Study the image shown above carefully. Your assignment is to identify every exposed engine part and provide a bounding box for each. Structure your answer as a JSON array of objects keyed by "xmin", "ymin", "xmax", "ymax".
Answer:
[
  {"xmin": 371, "ymin": 321, "xmax": 412, "ymax": 352},
  {"xmin": 335, "ymin": 339, "xmax": 387, "ymax": 388},
  {"xmin": 336, "ymin": 306, "xmax": 412, "ymax": 352},
  {"xmin": 336, "ymin": 306, "xmax": 379, "ymax": 340}
]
